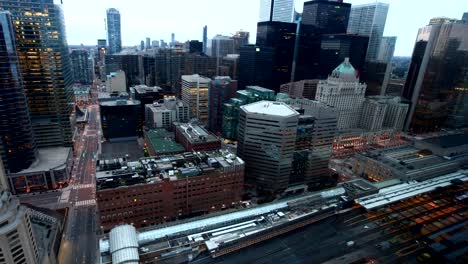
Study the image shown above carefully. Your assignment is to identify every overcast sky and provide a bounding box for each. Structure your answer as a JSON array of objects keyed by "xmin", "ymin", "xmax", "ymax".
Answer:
[{"xmin": 61, "ymin": 0, "xmax": 466, "ymax": 56}]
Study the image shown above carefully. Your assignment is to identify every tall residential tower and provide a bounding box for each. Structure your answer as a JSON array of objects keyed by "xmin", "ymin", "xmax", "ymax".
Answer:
[{"xmin": 106, "ymin": 8, "xmax": 122, "ymax": 54}]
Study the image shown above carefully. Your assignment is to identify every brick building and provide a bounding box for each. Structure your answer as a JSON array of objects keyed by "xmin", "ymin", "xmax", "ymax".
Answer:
[
  {"xmin": 174, "ymin": 123, "xmax": 221, "ymax": 151},
  {"xmin": 96, "ymin": 151, "xmax": 244, "ymax": 232}
]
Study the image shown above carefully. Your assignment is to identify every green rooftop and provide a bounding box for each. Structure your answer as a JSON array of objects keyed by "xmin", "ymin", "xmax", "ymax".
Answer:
[{"xmin": 146, "ymin": 129, "xmax": 185, "ymax": 155}]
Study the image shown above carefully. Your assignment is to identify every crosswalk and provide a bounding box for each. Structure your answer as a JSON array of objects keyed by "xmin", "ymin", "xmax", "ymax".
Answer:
[
  {"xmin": 72, "ymin": 183, "xmax": 95, "ymax": 190},
  {"xmin": 75, "ymin": 199, "xmax": 96, "ymax": 207}
]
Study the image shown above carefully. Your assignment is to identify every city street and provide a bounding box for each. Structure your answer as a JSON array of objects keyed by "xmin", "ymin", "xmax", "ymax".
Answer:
[{"xmin": 59, "ymin": 96, "xmax": 101, "ymax": 263}]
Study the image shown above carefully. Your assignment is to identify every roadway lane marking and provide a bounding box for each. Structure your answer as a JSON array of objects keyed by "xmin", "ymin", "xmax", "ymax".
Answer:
[
  {"xmin": 73, "ymin": 184, "xmax": 95, "ymax": 190},
  {"xmin": 75, "ymin": 200, "xmax": 96, "ymax": 207}
]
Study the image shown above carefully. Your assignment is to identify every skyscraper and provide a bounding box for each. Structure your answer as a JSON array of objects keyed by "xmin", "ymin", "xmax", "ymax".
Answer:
[
  {"xmin": 0, "ymin": 11, "xmax": 37, "ymax": 174},
  {"xmin": 259, "ymin": 0, "xmax": 296, "ymax": 23},
  {"xmin": 211, "ymin": 35, "xmax": 235, "ymax": 58},
  {"xmin": 239, "ymin": 45, "xmax": 275, "ymax": 89},
  {"xmin": 378, "ymin": 36, "xmax": 397, "ymax": 64},
  {"xmin": 403, "ymin": 18, "xmax": 468, "ymax": 132},
  {"xmin": 171, "ymin": 33, "xmax": 175, "ymax": 48},
  {"xmin": 70, "ymin": 49, "xmax": 93, "ymax": 84},
  {"xmin": 146, "ymin": 37, "xmax": 151, "ymax": 50},
  {"xmin": 232, "ymin": 30, "xmax": 250, "ymax": 53},
  {"xmin": 302, "ymin": 0, "xmax": 351, "ymax": 34},
  {"xmin": 106, "ymin": 8, "xmax": 122, "ymax": 54},
  {"xmin": 0, "ymin": 0, "xmax": 74, "ymax": 148},
  {"xmin": 237, "ymin": 101, "xmax": 299, "ymax": 192},
  {"xmin": 181, "ymin": 74, "xmax": 211, "ymax": 124},
  {"xmin": 347, "ymin": 2, "xmax": 389, "ymax": 62},
  {"xmin": 203, "ymin": 26, "xmax": 208, "ymax": 54},
  {"xmin": 462, "ymin": 12, "xmax": 468, "ymax": 23}
]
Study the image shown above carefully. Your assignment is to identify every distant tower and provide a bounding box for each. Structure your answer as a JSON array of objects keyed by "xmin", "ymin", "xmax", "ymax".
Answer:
[
  {"xmin": 203, "ymin": 25, "xmax": 208, "ymax": 54},
  {"xmin": 347, "ymin": 2, "xmax": 389, "ymax": 62},
  {"xmin": 145, "ymin": 37, "xmax": 151, "ymax": 50},
  {"xmin": 259, "ymin": 0, "xmax": 296, "ymax": 23},
  {"xmin": 171, "ymin": 33, "xmax": 175, "ymax": 48},
  {"xmin": 140, "ymin": 40, "xmax": 145, "ymax": 51},
  {"xmin": 181, "ymin": 74, "xmax": 211, "ymax": 125},
  {"xmin": 106, "ymin": 8, "xmax": 122, "ymax": 54}
]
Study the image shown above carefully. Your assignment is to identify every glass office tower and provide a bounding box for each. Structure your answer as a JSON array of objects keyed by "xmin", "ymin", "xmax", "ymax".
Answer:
[
  {"xmin": 347, "ymin": 2, "xmax": 389, "ymax": 62},
  {"xmin": 403, "ymin": 18, "xmax": 468, "ymax": 132},
  {"xmin": 106, "ymin": 8, "xmax": 122, "ymax": 54},
  {"xmin": 302, "ymin": 0, "xmax": 351, "ymax": 34},
  {"xmin": 0, "ymin": 0, "xmax": 74, "ymax": 148},
  {"xmin": 259, "ymin": 0, "xmax": 296, "ymax": 23},
  {"xmin": 0, "ymin": 11, "xmax": 37, "ymax": 173}
]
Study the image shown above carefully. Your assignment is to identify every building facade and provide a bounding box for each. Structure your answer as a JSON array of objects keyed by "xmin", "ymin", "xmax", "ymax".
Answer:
[
  {"xmin": 302, "ymin": 0, "xmax": 351, "ymax": 34},
  {"xmin": 347, "ymin": 2, "xmax": 389, "ymax": 62},
  {"xmin": 0, "ymin": 11, "xmax": 37, "ymax": 174},
  {"xmin": 0, "ymin": 0, "xmax": 74, "ymax": 148},
  {"xmin": 259, "ymin": 0, "xmax": 295, "ymax": 23},
  {"xmin": 315, "ymin": 58, "xmax": 366, "ymax": 130},
  {"xmin": 211, "ymin": 35, "xmax": 234, "ymax": 58},
  {"xmin": 280, "ymin": 80, "xmax": 319, "ymax": 99},
  {"xmin": 70, "ymin": 49, "xmax": 93, "ymax": 84},
  {"xmin": 106, "ymin": 70, "xmax": 126, "ymax": 93},
  {"xmin": 378, "ymin": 36, "xmax": 397, "ymax": 64},
  {"xmin": 208, "ymin": 77, "xmax": 238, "ymax": 134},
  {"xmin": 403, "ymin": 18, "xmax": 468, "ymax": 132},
  {"xmin": 106, "ymin": 8, "xmax": 122, "ymax": 54},
  {"xmin": 100, "ymin": 99, "xmax": 141, "ymax": 140},
  {"xmin": 145, "ymin": 98, "xmax": 189, "ymax": 130},
  {"xmin": 181, "ymin": 74, "xmax": 211, "ymax": 124},
  {"xmin": 0, "ymin": 189, "xmax": 39, "ymax": 264},
  {"xmin": 237, "ymin": 101, "xmax": 299, "ymax": 192},
  {"xmin": 96, "ymin": 151, "xmax": 244, "ymax": 232}
]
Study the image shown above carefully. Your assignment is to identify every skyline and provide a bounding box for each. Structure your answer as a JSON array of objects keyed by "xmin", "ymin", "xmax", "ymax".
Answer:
[{"xmin": 61, "ymin": 0, "xmax": 466, "ymax": 56}]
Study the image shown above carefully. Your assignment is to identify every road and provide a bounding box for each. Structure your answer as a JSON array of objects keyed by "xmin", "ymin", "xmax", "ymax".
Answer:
[{"xmin": 59, "ymin": 91, "xmax": 101, "ymax": 263}]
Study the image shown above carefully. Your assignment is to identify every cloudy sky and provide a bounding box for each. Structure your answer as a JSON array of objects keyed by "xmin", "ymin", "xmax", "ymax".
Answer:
[{"xmin": 61, "ymin": 0, "xmax": 466, "ymax": 56}]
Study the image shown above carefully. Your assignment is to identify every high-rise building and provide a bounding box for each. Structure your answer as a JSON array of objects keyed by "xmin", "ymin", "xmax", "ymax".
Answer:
[
  {"xmin": 189, "ymin": 40, "xmax": 203, "ymax": 54},
  {"xmin": 211, "ymin": 35, "xmax": 235, "ymax": 58},
  {"xmin": 256, "ymin": 21, "xmax": 297, "ymax": 92},
  {"xmin": 209, "ymin": 77, "xmax": 238, "ymax": 134},
  {"xmin": 106, "ymin": 8, "xmax": 122, "ymax": 54},
  {"xmin": 0, "ymin": 0, "xmax": 74, "ymax": 148},
  {"xmin": 100, "ymin": 99, "xmax": 141, "ymax": 140},
  {"xmin": 145, "ymin": 98, "xmax": 189, "ymax": 129},
  {"xmin": 302, "ymin": 0, "xmax": 351, "ymax": 34},
  {"xmin": 152, "ymin": 40, "xmax": 159, "ymax": 48},
  {"xmin": 140, "ymin": 40, "xmax": 145, "ymax": 51},
  {"xmin": 347, "ymin": 2, "xmax": 389, "ymax": 62},
  {"xmin": 146, "ymin": 37, "xmax": 151, "ymax": 50},
  {"xmin": 171, "ymin": 33, "xmax": 175, "ymax": 48},
  {"xmin": 105, "ymin": 54, "xmax": 142, "ymax": 88},
  {"xmin": 203, "ymin": 26, "xmax": 208, "ymax": 54},
  {"xmin": 237, "ymin": 101, "xmax": 299, "ymax": 192},
  {"xmin": 403, "ymin": 18, "xmax": 468, "ymax": 132},
  {"xmin": 218, "ymin": 54, "xmax": 240, "ymax": 80},
  {"xmin": 0, "ymin": 189, "xmax": 40, "ymax": 264},
  {"xmin": 70, "ymin": 49, "xmax": 93, "ymax": 84},
  {"xmin": 378, "ymin": 36, "xmax": 397, "ymax": 64},
  {"xmin": 315, "ymin": 58, "xmax": 366, "ymax": 130},
  {"xmin": 232, "ymin": 30, "xmax": 250, "ymax": 53},
  {"xmin": 281, "ymin": 99, "xmax": 338, "ymax": 188},
  {"xmin": 181, "ymin": 74, "xmax": 211, "ymax": 124},
  {"xmin": 239, "ymin": 45, "xmax": 275, "ymax": 89},
  {"xmin": 0, "ymin": 11, "xmax": 37, "ymax": 174},
  {"xmin": 105, "ymin": 70, "xmax": 127, "ymax": 93},
  {"xmin": 259, "ymin": 0, "xmax": 296, "ymax": 23}
]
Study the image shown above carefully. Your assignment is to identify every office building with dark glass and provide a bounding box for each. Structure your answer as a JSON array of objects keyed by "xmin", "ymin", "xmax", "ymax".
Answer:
[
  {"xmin": 403, "ymin": 17, "xmax": 468, "ymax": 132},
  {"xmin": 0, "ymin": 11, "xmax": 37, "ymax": 174},
  {"xmin": 0, "ymin": 0, "xmax": 74, "ymax": 148},
  {"xmin": 302, "ymin": 0, "xmax": 351, "ymax": 34}
]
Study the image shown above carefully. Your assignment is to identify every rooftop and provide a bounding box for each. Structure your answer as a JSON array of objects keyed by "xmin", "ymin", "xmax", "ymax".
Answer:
[
  {"xmin": 181, "ymin": 74, "xmax": 211, "ymax": 83},
  {"xmin": 331, "ymin": 58, "xmax": 357, "ymax": 79},
  {"xmin": 11, "ymin": 147, "xmax": 71, "ymax": 174},
  {"xmin": 131, "ymin": 85, "xmax": 163, "ymax": 94},
  {"xmin": 175, "ymin": 123, "xmax": 219, "ymax": 144},
  {"xmin": 100, "ymin": 99, "xmax": 140, "ymax": 107},
  {"xmin": 145, "ymin": 129, "xmax": 185, "ymax": 155},
  {"xmin": 100, "ymin": 140, "xmax": 144, "ymax": 161},
  {"xmin": 422, "ymin": 133, "xmax": 468, "ymax": 149},
  {"xmin": 241, "ymin": 101, "xmax": 299, "ymax": 117},
  {"xmin": 96, "ymin": 150, "xmax": 244, "ymax": 191}
]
